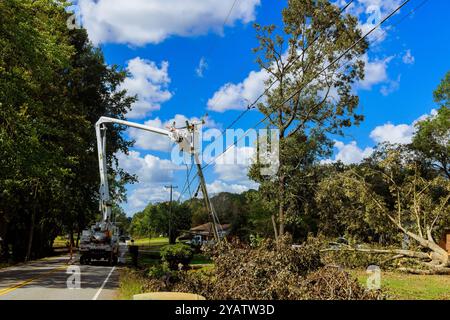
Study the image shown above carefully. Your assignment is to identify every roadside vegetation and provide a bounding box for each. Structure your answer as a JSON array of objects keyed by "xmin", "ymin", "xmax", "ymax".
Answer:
[{"xmin": 0, "ymin": 0, "xmax": 135, "ymax": 263}]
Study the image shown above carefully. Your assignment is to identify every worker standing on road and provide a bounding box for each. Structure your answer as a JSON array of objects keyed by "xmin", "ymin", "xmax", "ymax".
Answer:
[
  {"xmin": 129, "ymin": 240, "xmax": 138, "ymax": 268},
  {"xmin": 66, "ymin": 239, "xmax": 73, "ymax": 263}
]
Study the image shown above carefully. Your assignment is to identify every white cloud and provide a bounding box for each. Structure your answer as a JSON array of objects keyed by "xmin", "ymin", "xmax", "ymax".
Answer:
[
  {"xmin": 206, "ymin": 180, "xmax": 258, "ymax": 195},
  {"xmin": 380, "ymin": 75, "xmax": 401, "ymax": 96},
  {"xmin": 369, "ymin": 109, "xmax": 437, "ymax": 144},
  {"xmin": 196, "ymin": 57, "xmax": 208, "ymax": 78},
  {"xmin": 117, "ymin": 151, "xmax": 181, "ymax": 184},
  {"xmin": 358, "ymin": 54, "xmax": 394, "ymax": 90},
  {"xmin": 208, "ymin": 53, "xmax": 396, "ymax": 113},
  {"xmin": 342, "ymin": 0, "xmax": 403, "ymax": 44},
  {"xmin": 129, "ymin": 114, "xmax": 219, "ymax": 152},
  {"xmin": 126, "ymin": 183, "xmax": 181, "ymax": 213},
  {"xmin": 207, "ymin": 69, "xmax": 269, "ymax": 112},
  {"xmin": 370, "ymin": 123, "xmax": 414, "ymax": 144},
  {"xmin": 207, "ymin": 0, "xmax": 407, "ymax": 112},
  {"xmin": 78, "ymin": 0, "xmax": 261, "ymax": 46},
  {"xmin": 402, "ymin": 50, "xmax": 415, "ymax": 65},
  {"xmin": 322, "ymin": 109, "xmax": 438, "ymax": 165},
  {"xmin": 322, "ymin": 141, "xmax": 374, "ymax": 165},
  {"xmin": 121, "ymin": 57, "xmax": 172, "ymax": 119},
  {"xmin": 213, "ymin": 146, "xmax": 256, "ymax": 182}
]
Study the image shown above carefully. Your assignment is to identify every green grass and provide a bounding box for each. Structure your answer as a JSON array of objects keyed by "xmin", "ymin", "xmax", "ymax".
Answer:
[
  {"xmin": 191, "ymin": 254, "xmax": 212, "ymax": 265},
  {"xmin": 52, "ymin": 236, "xmax": 68, "ymax": 248},
  {"xmin": 132, "ymin": 237, "xmax": 169, "ymax": 247},
  {"xmin": 118, "ymin": 268, "xmax": 147, "ymax": 300},
  {"xmin": 352, "ymin": 269, "xmax": 450, "ymax": 300}
]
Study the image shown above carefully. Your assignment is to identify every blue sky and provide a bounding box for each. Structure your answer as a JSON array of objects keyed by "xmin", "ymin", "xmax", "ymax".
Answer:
[{"xmin": 74, "ymin": 0, "xmax": 450, "ymax": 215}]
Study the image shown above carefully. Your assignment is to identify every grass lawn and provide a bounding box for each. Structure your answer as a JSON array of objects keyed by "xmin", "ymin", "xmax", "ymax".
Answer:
[
  {"xmin": 52, "ymin": 236, "xmax": 68, "ymax": 248},
  {"xmin": 126, "ymin": 237, "xmax": 211, "ymax": 266},
  {"xmin": 118, "ymin": 269, "xmax": 148, "ymax": 300},
  {"xmin": 132, "ymin": 237, "xmax": 169, "ymax": 247},
  {"xmin": 352, "ymin": 269, "xmax": 450, "ymax": 300},
  {"xmin": 118, "ymin": 238, "xmax": 213, "ymax": 299}
]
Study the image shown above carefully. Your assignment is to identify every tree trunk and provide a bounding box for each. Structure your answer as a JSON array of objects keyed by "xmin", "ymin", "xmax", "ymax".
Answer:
[
  {"xmin": 321, "ymin": 247, "xmax": 431, "ymax": 260},
  {"xmin": 76, "ymin": 230, "xmax": 81, "ymax": 247},
  {"xmin": 278, "ymin": 174, "xmax": 285, "ymax": 236},
  {"xmin": 25, "ymin": 207, "xmax": 36, "ymax": 262},
  {"xmin": 398, "ymin": 267, "xmax": 450, "ymax": 275},
  {"xmin": 271, "ymin": 215, "xmax": 279, "ymax": 241},
  {"xmin": 381, "ymin": 213, "xmax": 449, "ymax": 266},
  {"xmin": 69, "ymin": 229, "xmax": 75, "ymax": 247}
]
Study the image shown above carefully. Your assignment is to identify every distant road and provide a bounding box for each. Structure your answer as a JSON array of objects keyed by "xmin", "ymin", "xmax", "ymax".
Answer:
[{"xmin": 0, "ymin": 249, "xmax": 124, "ymax": 300}]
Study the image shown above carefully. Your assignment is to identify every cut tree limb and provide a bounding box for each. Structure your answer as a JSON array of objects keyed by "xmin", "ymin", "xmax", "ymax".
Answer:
[
  {"xmin": 398, "ymin": 267, "xmax": 450, "ymax": 275},
  {"xmin": 321, "ymin": 247, "xmax": 431, "ymax": 260}
]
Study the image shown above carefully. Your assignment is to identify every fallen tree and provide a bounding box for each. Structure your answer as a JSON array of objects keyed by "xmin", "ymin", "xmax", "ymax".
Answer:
[{"xmin": 317, "ymin": 144, "xmax": 450, "ymax": 274}]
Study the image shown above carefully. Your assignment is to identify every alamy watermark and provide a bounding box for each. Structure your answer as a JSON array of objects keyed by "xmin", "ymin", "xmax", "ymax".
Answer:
[
  {"xmin": 366, "ymin": 265, "xmax": 381, "ymax": 290},
  {"xmin": 66, "ymin": 5, "xmax": 82, "ymax": 30},
  {"xmin": 66, "ymin": 265, "xmax": 81, "ymax": 289}
]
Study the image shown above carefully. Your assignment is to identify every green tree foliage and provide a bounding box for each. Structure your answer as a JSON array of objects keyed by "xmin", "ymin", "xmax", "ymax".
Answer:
[
  {"xmin": 433, "ymin": 71, "xmax": 450, "ymax": 108},
  {"xmin": 112, "ymin": 205, "xmax": 131, "ymax": 235},
  {"xmin": 412, "ymin": 72, "xmax": 450, "ymax": 178},
  {"xmin": 130, "ymin": 202, "xmax": 192, "ymax": 243},
  {"xmin": 250, "ymin": 0, "xmax": 368, "ymax": 237},
  {"xmin": 185, "ymin": 191, "xmax": 271, "ymax": 240},
  {"xmin": 160, "ymin": 243, "xmax": 193, "ymax": 270},
  {"xmin": 0, "ymin": 0, "xmax": 134, "ymax": 261}
]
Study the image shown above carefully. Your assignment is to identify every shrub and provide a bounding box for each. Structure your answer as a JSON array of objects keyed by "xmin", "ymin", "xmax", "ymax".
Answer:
[
  {"xmin": 141, "ymin": 235, "xmax": 383, "ymax": 300},
  {"xmin": 160, "ymin": 243, "xmax": 193, "ymax": 270},
  {"xmin": 199, "ymin": 236, "xmax": 320, "ymax": 299},
  {"xmin": 305, "ymin": 266, "xmax": 383, "ymax": 300},
  {"xmin": 176, "ymin": 235, "xmax": 383, "ymax": 300}
]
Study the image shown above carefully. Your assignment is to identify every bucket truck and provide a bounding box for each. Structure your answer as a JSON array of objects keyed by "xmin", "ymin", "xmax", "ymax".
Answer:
[{"xmin": 79, "ymin": 116, "xmax": 221, "ymax": 265}]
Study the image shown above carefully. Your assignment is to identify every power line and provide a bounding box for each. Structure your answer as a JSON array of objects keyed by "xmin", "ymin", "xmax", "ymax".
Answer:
[
  {"xmin": 203, "ymin": 0, "xmax": 356, "ymax": 156},
  {"xmin": 177, "ymin": 1, "xmax": 356, "ymax": 202},
  {"xmin": 246, "ymin": 0, "xmax": 356, "ymax": 110},
  {"xmin": 177, "ymin": 160, "xmax": 196, "ymax": 202},
  {"xmin": 178, "ymin": 0, "xmax": 426, "ymax": 201},
  {"xmin": 201, "ymin": 0, "xmax": 241, "ymax": 70},
  {"xmin": 200, "ymin": 0, "xmax": 414, "ymax": 173},
  {"xmin": 164, "ymin": 184, "xmax": 178, "ymax": 242}
]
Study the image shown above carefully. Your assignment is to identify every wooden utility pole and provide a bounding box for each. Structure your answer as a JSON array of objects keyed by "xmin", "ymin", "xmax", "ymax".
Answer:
[{"xmin": 165, "ymin": 185, "xmax": 178, "ymax": 244}]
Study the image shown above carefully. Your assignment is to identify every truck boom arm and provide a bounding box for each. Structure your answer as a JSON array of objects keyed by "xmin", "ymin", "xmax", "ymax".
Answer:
[
  {"xmin": 96, "ymin": 117, "xmax": 172, "ymax": 222},
  {"xmin": 95, "ymin": 116, "xmax": 220, "ymax": 241}
]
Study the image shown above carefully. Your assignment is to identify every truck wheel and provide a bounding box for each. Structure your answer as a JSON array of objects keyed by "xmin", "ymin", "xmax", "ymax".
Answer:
[{"xmin": 80, "ymin": 255, "xmax": 85, "ymax": 265}]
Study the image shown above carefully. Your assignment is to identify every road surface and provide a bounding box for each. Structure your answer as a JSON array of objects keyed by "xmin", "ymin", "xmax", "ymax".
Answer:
[{"xmin": 0, "ymin": 246, "xmax": 127, "ymax": 300}]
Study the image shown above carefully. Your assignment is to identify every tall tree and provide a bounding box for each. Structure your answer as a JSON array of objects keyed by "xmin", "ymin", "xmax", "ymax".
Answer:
[
  {"xmin": 130, "ymin": 202, "xmax": 192, "ymax": 243},
  {"xmin": 0, "ymin": 0, "xmax": 74, "ymax": 260},
  {"xmin": 0, "ymin": 0, "xmax": 135, "ymax": 261},
  {"xmin": 412, "ymin": 72, "xmax": 450, "ymax": 178},
  {"xmin": 251, "ymin": 0, "xmax": 368, "ymax": 237}
]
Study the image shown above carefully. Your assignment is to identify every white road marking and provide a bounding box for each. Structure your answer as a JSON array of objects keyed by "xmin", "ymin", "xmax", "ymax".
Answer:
[{"xmin": 92, "ymin": 266, "xmax": 116, "ymax": 300}]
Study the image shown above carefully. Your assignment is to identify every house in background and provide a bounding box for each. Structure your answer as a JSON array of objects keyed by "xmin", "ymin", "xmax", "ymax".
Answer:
[{"xmin": 179, "ymin": 222, "xmax": 231, "ymax": 245}]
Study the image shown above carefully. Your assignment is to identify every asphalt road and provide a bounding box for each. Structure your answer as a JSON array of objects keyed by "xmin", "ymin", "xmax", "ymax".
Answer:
[{"xmin": 0, "ymin": 245, "xmax": 127, "ymax": 300}]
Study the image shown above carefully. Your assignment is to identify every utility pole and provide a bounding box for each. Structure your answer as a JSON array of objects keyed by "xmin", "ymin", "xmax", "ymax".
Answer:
[{"xmin": 165, "ymin": 185, "xmax": 178, "ymax": 244}]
